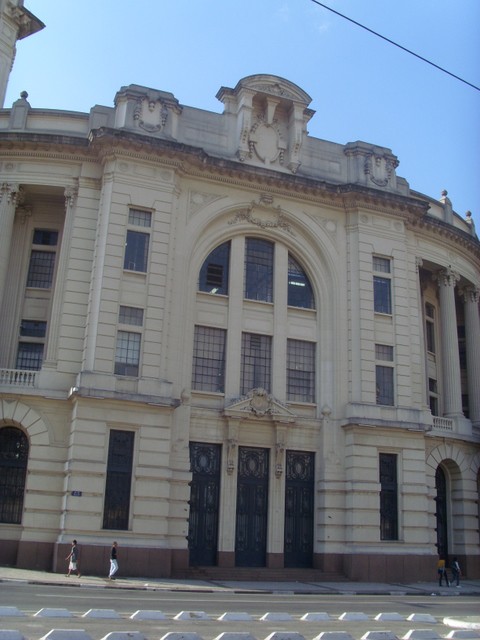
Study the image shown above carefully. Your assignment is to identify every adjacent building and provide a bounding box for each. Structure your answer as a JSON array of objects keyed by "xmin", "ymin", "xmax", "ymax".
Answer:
[{"xmin": 0, "ymin": 1, "xmax": 479, "ymax": 581}]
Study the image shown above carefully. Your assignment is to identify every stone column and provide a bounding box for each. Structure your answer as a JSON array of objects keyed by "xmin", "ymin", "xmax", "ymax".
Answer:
[
  {"xmin": 43, "ymin": 184, "xmax": 78, "ymax": 366},
  {"xmin": 461, "ymin": 286, "xmax": 480, "ymax": 426},
  {"xmin": 436, "ymin": 267, "xmax": 463, "ymax": 417},
  {"xmin": 0, "ymin": 182, "xmax": 21, "ymax": 311}
]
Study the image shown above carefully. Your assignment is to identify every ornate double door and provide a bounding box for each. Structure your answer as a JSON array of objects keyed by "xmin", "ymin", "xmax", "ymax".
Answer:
[{"xmin": 188, "ymin": 443, "xmax": 314, "ymax": 568}]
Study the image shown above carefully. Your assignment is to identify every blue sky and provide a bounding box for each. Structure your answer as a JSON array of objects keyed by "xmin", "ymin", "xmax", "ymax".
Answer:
[{"xmin": 5, "ymin": 0, "xmax": 480, "ymax": 224}]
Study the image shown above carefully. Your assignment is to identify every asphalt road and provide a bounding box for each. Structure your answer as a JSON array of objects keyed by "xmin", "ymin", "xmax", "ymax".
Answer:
[{"xmin": 1, "ymin": 583, "xmax": 479, "ymax": 640}]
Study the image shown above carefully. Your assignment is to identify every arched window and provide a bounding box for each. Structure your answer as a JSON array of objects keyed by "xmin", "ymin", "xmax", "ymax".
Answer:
[
  {"xmin": 288, "ymin": 254, "xmax": 315, "ymax": 309},
  {"xmin": 0, "ymin": 427, "xmax": 29, "ymax": 524},
  {"xmin": 199, "ymin": 241, "xmax": 230, "ymax": 295}
]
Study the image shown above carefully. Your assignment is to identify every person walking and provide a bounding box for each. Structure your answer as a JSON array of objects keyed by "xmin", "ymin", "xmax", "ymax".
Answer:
[
  {"xmin": 65, "ymin": 540, "xmax": 81, "ymax": 577},
  {"xmin": 437, "ymin": 556, "xmax": 449, "ymax": 587},
  {"xmin": 108, "ymin": 541, "xmax": 118, "ymax": 579},
  {"xmin": 451, "ymin": 557, "xmax": 461, "ymax": 587}
]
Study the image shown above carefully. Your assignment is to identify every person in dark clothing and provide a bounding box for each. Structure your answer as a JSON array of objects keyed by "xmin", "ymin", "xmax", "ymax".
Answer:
[
  {"xmin": 451, "ymin": 557, "xmax": 461, "ymax": 586},
  {"xmin": 108, "ymin": 541, "xmax": 118, "ymax": 579}
]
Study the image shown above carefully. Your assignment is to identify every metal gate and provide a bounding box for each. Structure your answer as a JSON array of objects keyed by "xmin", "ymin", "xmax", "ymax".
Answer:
[
  {"xmin": 435, "ymin": 465, "xmax": 449, "ymax": 561},
  {"xmin": 188, "ymin": 442, "xmax": 221, "ymax": 566},
  {"xmin": 284, "ymin": 450, "xmax": 314, "ymax": 567},
  {"xmin": 235, "ymin": 446, "xmax": 269, "ymax": 567}
]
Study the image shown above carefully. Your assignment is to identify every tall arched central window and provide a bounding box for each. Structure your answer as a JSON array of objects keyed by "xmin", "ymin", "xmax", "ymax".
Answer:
[
  {"xmin": 195, "ymin": 236, "xmax": 317, "ymax": 403},
  {"xmin": 0, "ymin": 427, "xmax": 29, "ymax": 524}
]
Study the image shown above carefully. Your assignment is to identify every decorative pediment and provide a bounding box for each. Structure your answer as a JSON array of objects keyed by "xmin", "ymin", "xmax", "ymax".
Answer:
[
  {"xmin": 217, "ymin": 75, "xmax": 314, "ymax": 174},
  {"xmin": 224, "ymin": 388, "xmax": 295, "ymax": 423}
]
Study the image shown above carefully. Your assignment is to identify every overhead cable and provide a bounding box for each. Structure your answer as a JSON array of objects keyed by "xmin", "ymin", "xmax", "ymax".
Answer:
[{"xmin": 310, "ymin": 0, "xmax": 480, "ymax": 92}]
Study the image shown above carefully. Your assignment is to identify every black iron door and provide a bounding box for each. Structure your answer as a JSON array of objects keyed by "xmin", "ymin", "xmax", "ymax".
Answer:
[
  {"xmin": 284, "ymin": 450, "xmax": 314, "ymax": 567},
  {"xmin": 188, "ymin": 442, "xmax": 221, "ymax": 566},
  {"xmin": 435, "ymin": 465, "xmax": 449, "ymax": 561},
  {"xmin": 235, "ymin": 446, "xmax": 269, "ymax": 567}
]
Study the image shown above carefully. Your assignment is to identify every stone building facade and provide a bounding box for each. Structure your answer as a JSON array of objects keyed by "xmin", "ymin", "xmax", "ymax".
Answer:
[{"xmin": 0, "ymin": 2, "xmax": 479, "ymax": 581}]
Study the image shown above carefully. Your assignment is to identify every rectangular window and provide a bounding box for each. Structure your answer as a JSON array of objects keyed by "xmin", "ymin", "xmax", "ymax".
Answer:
[
  {"xmin": 20, "ymin": 320, "xmax": 47, "ymax": 338},
  {"xmin": 26, "ymin": 250, "xmax": 56, "ymax": 288},
  {"xmin": 241, "ymin": 332, "xmax": 272, "ymax": 395},
  {"xmin": 103, "ymin": 429, "xmax": 134, "ymax": 530},
  {"xmin": 376, "ymin": 344, "xmax": 394, "ymax": 406},
  {"xmin": 373, "ymin": 256, "xmax": 392, "ymax": 314},
  {"xmin": 114, "ymin": 331, "xmax": 141, "ymax": 376},
  {"xmin": 16, "ymin": 343, "xmax": 44, "ymax": 370},
  {"xmin": 379, "ymin": 452, "xmax": 398, "ymax": 540},
  {"xmin": 425, "ymin": 303, "xmax": 436, "ymax": 353},
  {"xmin": 128, "ymin": 208, "xmax": 152, "ymax": 227},
  {"xmin": 192, "ymin": 326, "xmax": 226, "ymax": 392},
  {"xmin": 33, "ymin": 229, "xmax": 58, "ymax": 246},
  {"xmin": 244, "ymin": 238, "xmax": 274, "ymax": 302},
  {"xmin": 119, "ymin": 305, "xmax": 144, "ymax": 326},
  {"xmin": 287, "ymin": 339, "xmax": 315, "ymax": 402},
  {"xmin": 123, "ymin": 208, "xmax": 152, "ymax": 272},
  {"xmin": 429, "ymin": 378, "xmax": 439, "ymax": 416}
]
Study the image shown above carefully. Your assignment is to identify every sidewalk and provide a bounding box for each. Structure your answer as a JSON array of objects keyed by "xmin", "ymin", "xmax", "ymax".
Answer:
[{"xmin": 1, "ymin": 565, "xmax": 480, "ymax": 597}]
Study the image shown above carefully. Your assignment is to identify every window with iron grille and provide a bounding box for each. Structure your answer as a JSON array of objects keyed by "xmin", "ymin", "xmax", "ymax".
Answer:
[
  {"xmin": 103, "ymin": 429, "xmax": 134, "ymax": 530},
  {"xmin": 0, "ymin": 427, "xmax": 29, "ymax": 524},
  {"xmin": 379, "ymin": 452, "xmax": 398, "ymax": 540},
  {"xmin": 241, "ymin": 332, "xmax": 271, "ymax": 395},
  {"xmin": 288, "ymin": 254, "xmax": 315, "ymax": 309},
  {"xmin": 16, "ymin": 342, "xmax": 44, "ymax": 370},
  {"xmin": 373, "ymin": 256, "xmax": 392, "ymax": 314},
  {"xmin": 192, "ymin": 326, "xmax": 226, "ymax": 392},
  {"xmin": 114, "ymin": 331, "xmax": 141, "ymax": 376},
  {"xmin": 199, "ymin": 241, "xmax": 230, "ymax": 295},
  {"xmin": 26, "ymin": 250, "xmax": 56, "ymax": 288},
  {"xmin": 123, "ymin": 209, "xmax": 152, "ymax": 272},
  {"xmin": 287, "ymin": 339, "xmax": 315, "ymax": 402},
  {"xmin": 375, "ymin": 344, "xmax": 394, "ymax": 406},
  {"xmin": 244, "ymin": 238, "xmax": 274, "ymax": 302}
]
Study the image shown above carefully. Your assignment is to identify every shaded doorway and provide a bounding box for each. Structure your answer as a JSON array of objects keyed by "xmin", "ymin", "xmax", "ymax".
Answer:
[
  {"xmin": 284, "ymin": 450, "xmax": 314, "ymax": 567},
  {"xmin": 188, "ymin": 442, "xmax": 221, "ymax": 566},
  {"xmin": 235, "ymin": 446, "xmax": 269, "ymax": 566},
  {"xmin": 435, "ymin": 465, "xmax": 449, "ymax": 561}
]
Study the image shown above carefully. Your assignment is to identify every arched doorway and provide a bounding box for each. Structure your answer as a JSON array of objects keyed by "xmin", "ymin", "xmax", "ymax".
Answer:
[{"xmin": 0, "ymin": 426, "xmax": 29, "ymax": 524}]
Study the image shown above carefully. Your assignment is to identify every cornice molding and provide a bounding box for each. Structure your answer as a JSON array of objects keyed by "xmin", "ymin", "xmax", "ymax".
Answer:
[{"xmin": 2, "ymin": 127, "xmax": 478, "ymax": 257}]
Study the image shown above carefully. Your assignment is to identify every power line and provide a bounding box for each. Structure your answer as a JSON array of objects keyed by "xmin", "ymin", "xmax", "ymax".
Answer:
[{"xmin": 310, "ymin": 0, "xmax": 480, "ymax": 92}]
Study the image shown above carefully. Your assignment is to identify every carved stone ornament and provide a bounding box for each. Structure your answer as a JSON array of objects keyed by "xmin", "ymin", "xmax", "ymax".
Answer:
[
  {"xmin": 228, "ymin": 196, "xmax": 295, "ymax": 236},
  {"xmin": 224, "ymin": 388, "xmax": 295, "ymax": 423},
  {"xmin": 364, "ymin": 153, "xmax": 398, "ymax": 187},
  {"xmin": 134, "ymin": 97, "xmax": 168, "ymax": 133}
]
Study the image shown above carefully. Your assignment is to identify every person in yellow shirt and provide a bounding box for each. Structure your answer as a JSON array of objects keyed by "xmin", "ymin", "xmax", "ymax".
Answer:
[{"xmin": 437, "ymin": 556, "xmax": 450, "ymax": 587}]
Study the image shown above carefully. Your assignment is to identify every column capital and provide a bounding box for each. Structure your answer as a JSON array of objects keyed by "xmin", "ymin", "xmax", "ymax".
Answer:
[
  {"xmin": 64, "ymin": 182, "xmax": 78, "ymax": 209},
  {"xmin": 460, "ymin": 285, "xmax": 480, "ymax": 305},
  {"xmin": 434, "ymin": 265, "xmax": 460, "ymax": 288},
  {"xmin": 0, "ymin": 182, "xmax": 22, "ymax": 206}
]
